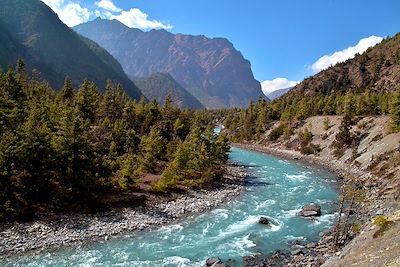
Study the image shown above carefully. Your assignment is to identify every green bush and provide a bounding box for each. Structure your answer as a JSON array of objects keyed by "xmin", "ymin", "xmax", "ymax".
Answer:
[
  {"xmin": 373, "ymin": 215, "xmax": 394, "ymax": 238},
  {"xmin": 268, "ymin": 124, "xmax": 287, "ymax": 141}
]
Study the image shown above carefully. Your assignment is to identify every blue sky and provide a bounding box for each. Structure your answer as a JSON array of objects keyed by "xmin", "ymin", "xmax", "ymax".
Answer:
[{"xmin": 43, "ymin": 0, "xmax": 400, "ymax": 93}]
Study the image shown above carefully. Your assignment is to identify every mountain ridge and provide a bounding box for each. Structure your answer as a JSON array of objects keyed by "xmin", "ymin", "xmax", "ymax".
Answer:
[
  {"xmin": 290, "ymin": 34, "xmax": 400, "ymax": 96},
  {"xmin": 74, "ymin": 18, "xmax": 264, "ymax": 108},
  {"xmin": 0, "ymin": 0, "xmax": 143, "ymax": 99}
]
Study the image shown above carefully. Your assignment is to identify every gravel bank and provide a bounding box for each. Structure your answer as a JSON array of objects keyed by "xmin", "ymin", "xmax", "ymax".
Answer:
[{"xmin": 0, "ymin": 164, "xmax": 247, "ymax": 258}]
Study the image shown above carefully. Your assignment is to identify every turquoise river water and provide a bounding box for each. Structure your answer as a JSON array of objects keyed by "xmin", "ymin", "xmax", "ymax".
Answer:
[{"xmin": 2, "ymin": 147, "xmax": 339, "ymax": 266}]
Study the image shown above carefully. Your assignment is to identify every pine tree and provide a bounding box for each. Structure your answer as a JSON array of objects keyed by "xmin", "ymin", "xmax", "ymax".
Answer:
[
  {"xmin": 75, "ymin": 80, "xmax": 101, "ymax": 123},
  {"xmin": 58, "ymin": 76, "xmax": 74, "ymax": 102},
  {"xmin": 101, "ymin": 80, "xmax": 128, "ymax": 123}
]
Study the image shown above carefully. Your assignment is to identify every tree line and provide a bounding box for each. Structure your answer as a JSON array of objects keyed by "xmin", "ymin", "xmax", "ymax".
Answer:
[
  {"xmin": 222, "ymin": 89, "xmax": 400, "ymax": 142},
  {"xmin": 0, "ymin": 60, "xmax": 230, "ymax": 221}
]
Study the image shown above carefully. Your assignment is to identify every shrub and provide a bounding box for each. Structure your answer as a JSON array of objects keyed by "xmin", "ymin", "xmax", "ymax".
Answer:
[
  {"xmin": 352, "ymin": 223, "xmax": 361, "ymax": 234},
  {"xmin": 374, "ymin": 215, "xmax": 389, "ymax": 228},
  {"xmin": 373, "ymin": 215, "xmax": 394, "ymax": 238},
  {"xmin": 323, "ymin": 117, "xmax": 331, "ymax": 131},
  {"xmin": 299, "ymin": 127, "xmax": 313, "ymax": 144},
  {"xmin": 268, "ymin": 124, "xmax": 287, "ymax": 141},
  {"xmin": 310, "ymin": 143, "xmax": 322, "ymax": 153}
]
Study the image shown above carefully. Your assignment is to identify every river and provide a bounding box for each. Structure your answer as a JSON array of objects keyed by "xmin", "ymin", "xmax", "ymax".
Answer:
[{"xmin": 2, "ymin": 147, "xmax": 338, "ymax": 266}]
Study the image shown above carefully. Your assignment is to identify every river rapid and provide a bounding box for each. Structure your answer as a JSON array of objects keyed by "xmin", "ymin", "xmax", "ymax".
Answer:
[{"xmin": 2, "ymin": 147, "xmax": 339, "ymax": 266}]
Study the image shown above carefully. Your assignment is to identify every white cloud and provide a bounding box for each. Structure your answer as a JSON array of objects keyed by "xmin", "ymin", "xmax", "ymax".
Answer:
[
  {"xmin": 261, "ymin": 78, "xmax": 299, "ymax": 95},
  {"xmin": 95, "ymin": 0, "xmax": 122, "ymax": 13},
  {"xmin": 311, "ymin": 36, "xmax": 383, "ymax": 73},
  {"xmin": 111, "ymin": 8, "xmax": 172, "ymax": 30},
  {"xmin": 41, "ymin": 0, "xmax": 92, "ymax": 27},
  {"xmin": 42, "ymin": 0, "xmax": 171, "ymax": 30}
]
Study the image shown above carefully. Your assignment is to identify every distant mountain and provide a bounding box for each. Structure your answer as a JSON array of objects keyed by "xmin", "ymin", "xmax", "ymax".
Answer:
[
  {"xmin": 74, "ymin": 18, "xmax": 264, "ymax": 108},
  {"xmin": 133, "ymin": 73, "xmax": 205, "ymax": 109},
  {"xmin": 266, "ymin": 87, "xmax": 293, "ymax": 100},
  {"xmin": 0, "ymin": 0, "xmax": 143, "ymax": 99},
  {"xmin": 291, "ymin": 34, "xmax": 400, "ymax": 96}
]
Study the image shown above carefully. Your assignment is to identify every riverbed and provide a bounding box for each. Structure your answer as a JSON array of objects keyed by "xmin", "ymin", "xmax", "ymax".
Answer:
[{"xmin": 1, "ymin": 147, "xmax": 339, "ymax": 266}]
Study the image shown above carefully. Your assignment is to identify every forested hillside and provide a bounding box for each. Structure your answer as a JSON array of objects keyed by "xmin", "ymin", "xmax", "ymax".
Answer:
[
  {"xmin": 221, "ymin": 33, "xmax": 400, "ymax": 141},
  {"xmin": 291, "ymin": 34, "xmax": 400, "ymax": 95},
  {"xmin": 0, "ymin": 62, "xmax": 230, "ymax": 221},
  {"xmin": 0, "ymin": 0, "xmax": 142, "ymax": 99}
]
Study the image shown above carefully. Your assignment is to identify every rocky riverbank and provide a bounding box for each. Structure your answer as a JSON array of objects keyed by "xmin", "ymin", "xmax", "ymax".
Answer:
[
  {"xmin": 233, "ymin": 140, "xmax": 399, "ymax": 267},
  {"xmin": 0, "ymin": 164, "xmax": 247, "ymax": 259}
]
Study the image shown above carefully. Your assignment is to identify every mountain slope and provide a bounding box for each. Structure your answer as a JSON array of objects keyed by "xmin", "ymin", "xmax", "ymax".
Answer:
[
  {"xmin": 74, "ymin": 18, "xmax": 264, "ymax": 108},
  {"xmin": 291, "ymin": 34, "xmax": 400, "ymax": 96},
  {"xmin": 266, "ymin": 87, "xmax": 293, "ymax": 100},
  {"xmin": 0, "ymin": 0, "xmax": 142, "ymax": 99},
  {"xmin": 133, "ymin": 73, "xmax": 205, "ymax": 109}
]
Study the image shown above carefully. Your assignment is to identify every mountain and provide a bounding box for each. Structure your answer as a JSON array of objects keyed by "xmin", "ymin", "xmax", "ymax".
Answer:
[
  {"xmin": 291, "ymin": 34, "xmax": 400, "ymax": 96},
  {"xmin": 74, "ymin": 18, "xmax": 264, "ymax": 108},
  {"xmin": 0, "ymin": 0, "xmax": 142, "ymax": 99},
  {"xmin": 133, "ymin": 73, "xmax": 205, "ymax": 109},
  {"xmin": 266, "ymin": 87, "xmax": 293, "ymax": 100}
]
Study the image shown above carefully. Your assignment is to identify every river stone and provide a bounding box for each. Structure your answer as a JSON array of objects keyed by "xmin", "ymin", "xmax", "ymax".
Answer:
[
  {"xmin": 258, "ymin": 217, "xmax": 271, "ymax": 225},
  {"xmin": 206, "ymin": 257, "xmax": 221, "ymax": 266},
  {"xmin": 299, "ymin": 204, "xmax": 321, "ymax": 217},
  {"xmin": 291, "ymin": 249, "xmax": 304, "ymax": 255}
]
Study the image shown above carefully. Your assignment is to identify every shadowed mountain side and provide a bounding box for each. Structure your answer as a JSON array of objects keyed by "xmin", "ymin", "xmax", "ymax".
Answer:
[
  {"xmin": 74, "ymin": 18, "xmax": 264, "ymax": 108},
  {"xmin": 133, "ymin": 73, "xmax": 205, "ymax": 109},
  {"xmin": 0, "ymin": 0, "xmax": 143, "ymax": 99}
]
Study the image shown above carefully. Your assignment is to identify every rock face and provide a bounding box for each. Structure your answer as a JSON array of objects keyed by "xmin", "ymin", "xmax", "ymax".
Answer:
[
  {"xmin": 133, "ymin": 73, "xmax": 205, "ymax": 109},
  {"xmin": 299, "ymin": 204, "xmax": 322, "ymax": 217},
  {"xmin": 0, "ymin": 0, "xmax": 143, "ymax": 99},
  {"xmin": 74, "ymin": 18, "xmax": 264, "ymax": 108},
  {"xmin": 258, "ymin": 216, "xmax": 271, "ymax": 225}
]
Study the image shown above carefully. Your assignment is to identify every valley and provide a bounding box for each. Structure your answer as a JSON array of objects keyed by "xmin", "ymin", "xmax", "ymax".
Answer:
[{"xmin": 0, "ymin": 0, "xmax": 399, "ymax": 266}]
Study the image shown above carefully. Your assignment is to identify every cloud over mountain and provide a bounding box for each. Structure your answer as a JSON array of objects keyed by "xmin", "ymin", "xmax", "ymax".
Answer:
[
  {"xmin": 41, "ymin": 0, "xmax": 171, "ymax": 29},
  {"xmin": 311, "ymin": 35, "xmax": 383, "ymax": 73},
  {"xmin": 261, "ymin": 77, "xmax": 299, "ymax": 95}
]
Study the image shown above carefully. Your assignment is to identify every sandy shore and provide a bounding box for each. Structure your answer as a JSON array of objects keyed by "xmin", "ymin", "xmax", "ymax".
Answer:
[{"xmin": 0, "ymin": 164, "xmax": 247, "ymax": 259}]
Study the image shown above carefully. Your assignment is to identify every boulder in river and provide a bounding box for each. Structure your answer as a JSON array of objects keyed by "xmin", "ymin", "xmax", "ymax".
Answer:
[
  {"xmin": 206, "ymin": 257, "xmax": 222, "ymax": 266},
  {"xmin": 299, "ymin": 204, "xmax": 321, "ymax": 217},
  {"xmin": 258, "ymin": 217, "xmax": 271, "ymax": 225},
  {"xmin": 205, "ymin": 257, "xmax": 236, "ymax": 267}
]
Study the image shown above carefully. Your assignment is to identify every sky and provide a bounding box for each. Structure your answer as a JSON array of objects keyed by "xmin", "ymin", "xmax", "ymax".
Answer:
[{"xmin": 41, "ymin": 0, "xmax": 400, "ymax": 94}]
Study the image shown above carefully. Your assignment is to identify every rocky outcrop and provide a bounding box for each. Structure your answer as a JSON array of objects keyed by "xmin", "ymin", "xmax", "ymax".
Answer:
[
  {"xmin": 74, "ymin": 18, "xmax": 264, "ymax": 108},
  {"xmin": 299, "ymin": 204, "xmax": 322, "ymax": 217}
]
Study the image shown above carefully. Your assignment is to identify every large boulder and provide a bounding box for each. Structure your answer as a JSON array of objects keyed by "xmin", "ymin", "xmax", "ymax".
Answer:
[
  {"xmin": 206, "ymin": 257, "xmax": 221, "ymax": 266},
  {"xmin": 258, "ymin": 217, "xmax": 271, "ymax": 225},
  {"xmin": 205, "ymin": 257, "xmax": 236, "ymax": 267},
  {"xmin": 299, "ymin": 204, "xmax": 322, "ymax": 217}
]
